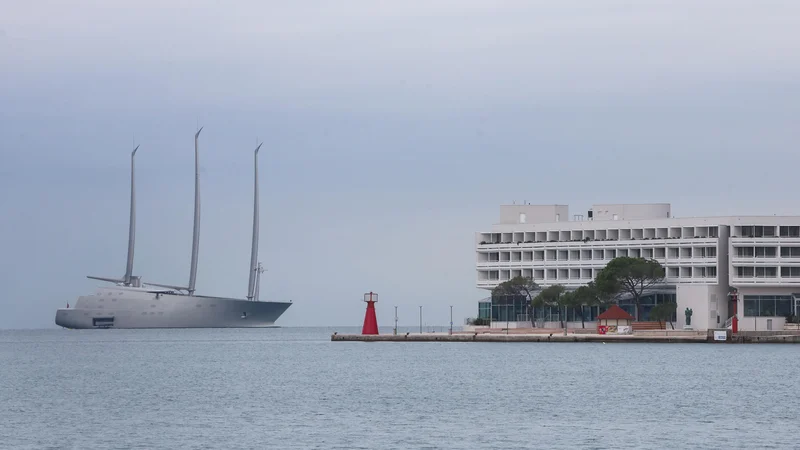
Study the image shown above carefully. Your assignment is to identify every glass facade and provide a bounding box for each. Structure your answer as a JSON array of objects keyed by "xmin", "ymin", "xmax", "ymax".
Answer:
[
  {"xmin": 743, "ymin": 295, "xmax": 793, "ymax": 317},
  {"xmin": 490, "ymin": 294, "xmax": 530, "ymax": 322},
  {"xmin": 618, "ymin": 292, "xmax": 677, "ymax": 321},
  {"xmin": 482, "ymin": 291, "xmax": 677, "ymax": 323},
  {"xmin": 478, "ymin": 301, "xmax": 492, "ymax": 319},
  {"xmin": 534, "ymin": 304, "xmax": 605, "ymax": 323}
]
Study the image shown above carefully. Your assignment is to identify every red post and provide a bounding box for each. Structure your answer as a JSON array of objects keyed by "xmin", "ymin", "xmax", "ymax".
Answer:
[
  {"xmin": 731, "ymin": 291, "xmax": 739, "ymax": 334},
  {"xmin": 362, "ymin": 291, "xmax": 379, "ymax": 335}
]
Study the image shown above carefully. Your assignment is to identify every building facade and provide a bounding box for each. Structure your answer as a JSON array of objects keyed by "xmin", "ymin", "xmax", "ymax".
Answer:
[{"xmin": 476, "ymin": 203, "xmax": 800, "ymax": 331}]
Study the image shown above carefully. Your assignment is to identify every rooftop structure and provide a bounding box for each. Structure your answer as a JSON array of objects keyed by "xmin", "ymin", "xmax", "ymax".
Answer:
[{"xmin": 597, "ymin": 305, "xmax": 635, "ymax": 321}]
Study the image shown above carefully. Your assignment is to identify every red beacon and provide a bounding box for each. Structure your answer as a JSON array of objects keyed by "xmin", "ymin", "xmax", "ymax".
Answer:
[{"xmin": 362, "ymin": 292, "xmax": 379, "ymax": 335}]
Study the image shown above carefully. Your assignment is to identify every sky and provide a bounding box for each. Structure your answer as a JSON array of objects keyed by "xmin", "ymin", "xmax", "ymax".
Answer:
[{"xmin": 1, "ymin": 0, "xmax": 800, "ymax": 329}]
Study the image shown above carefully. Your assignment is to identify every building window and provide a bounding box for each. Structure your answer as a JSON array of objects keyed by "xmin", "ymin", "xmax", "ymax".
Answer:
[
  {"xmin": 754, "ymin": 266, "xmax": 777, "ymax": 278},
  {"xmin": 781, "ymin": 247, "xmax": 800, "ymax": 258},
  {"xmin": 742, "ymin": 226, "xmax": 777, "ymax": 238},
  {"xmin": 781, "ymin": 267, "xmax": 800, "ymax": 278},
  {"xmin": 478, "ymin": 301, "xmax": 492, "ymax": 319},
  {"xmin": 780, "ymin": 226, "xmax": 800, "ymax": 237},
  {"xmin": 737, "ymin": 247, "xmax": 755, "ymax": 258},
  {"xmin": 755, "ymin": 247, "xmax": 777, "ymax": 258},
  {"xmin": 743, "ymin": 295, "xmax": 793, "ymax": 317}
]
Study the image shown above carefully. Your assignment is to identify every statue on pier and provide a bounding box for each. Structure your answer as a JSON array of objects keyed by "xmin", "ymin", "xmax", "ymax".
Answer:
[{"xmin": 685, "ymin": 307, "xmax": 693, "ymax": 326}]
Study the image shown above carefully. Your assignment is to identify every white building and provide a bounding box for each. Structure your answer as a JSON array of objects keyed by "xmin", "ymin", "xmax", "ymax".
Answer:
[{"xmin": 475, "ymin": 203, "xmax": 800, "ymax": 332}]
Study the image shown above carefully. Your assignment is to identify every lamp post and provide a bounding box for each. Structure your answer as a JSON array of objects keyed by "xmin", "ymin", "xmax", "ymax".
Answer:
[
  {"xmin": 449, "ymin": 305, "xmax": 453, "ymax": 335},
  {"xmin": 506, "ymin": 295, "xmax": 510, "ymax": 335},
  {"xmin": 419, "ymin": 306, "xmax": 423, "ymax": 334},
  {"xmin": 394, "ymin": 306, "xmax": 398, "ymax": 336}
]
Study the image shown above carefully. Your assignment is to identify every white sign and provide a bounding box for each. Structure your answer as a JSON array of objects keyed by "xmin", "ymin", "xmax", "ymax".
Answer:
[
  {"xmin": 616, "ymin": 326, "xmax": 632, "ymax": 335},
  {"xmin": 713, "ymin": 331, "xmax": 727, "ymax": 341}
]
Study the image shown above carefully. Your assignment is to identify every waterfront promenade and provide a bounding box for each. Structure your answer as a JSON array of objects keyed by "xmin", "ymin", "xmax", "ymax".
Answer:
[{"xmin": 332, "ymin": 328, "xmax": 800, "ymax": 343}]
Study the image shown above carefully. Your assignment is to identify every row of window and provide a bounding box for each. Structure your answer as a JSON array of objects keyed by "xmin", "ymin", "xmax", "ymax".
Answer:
[
  {"xmin": 480, "ymin": 266, "xmax": 717, "ymax": 282},
  {"xmin": 743, "ymin": 295, "xmax": 795, "ymax": 317},
  {"xmin": 736, "ymin": 226, "xmax": 800, "ymax": 238},
  {"xmin": 735, "ymin": 267, "xmax": 800, "ymax": 278},
  {"xmin": 734, "ymin": 246, "xmax": 800, "ymax": 258},
  {"xmin": 479, "ymin": 246, "xmax": 717, "ymax": 263},
  {"xmin": 480, "ymin": 226, "xmax": 720, "ymax": 245}
]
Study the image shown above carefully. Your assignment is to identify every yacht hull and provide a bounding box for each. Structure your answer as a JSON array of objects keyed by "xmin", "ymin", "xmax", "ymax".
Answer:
[{"xmin": 55, "ymin": 287, "xmax": 291, "ymax": 329}]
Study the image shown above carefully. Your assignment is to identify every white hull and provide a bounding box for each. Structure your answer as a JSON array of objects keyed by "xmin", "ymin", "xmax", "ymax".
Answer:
[{"xmin": 55, "ymin": 286, "xmax": 291, "ymax": 329}]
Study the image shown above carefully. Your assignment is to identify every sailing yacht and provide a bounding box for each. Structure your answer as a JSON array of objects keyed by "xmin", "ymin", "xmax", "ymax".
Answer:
[{"xmin": 54, "ymin": 130, "xmax": 292, "ymax": 328}]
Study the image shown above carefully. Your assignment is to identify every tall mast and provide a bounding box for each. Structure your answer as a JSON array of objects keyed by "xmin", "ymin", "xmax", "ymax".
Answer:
[
  {"xmin": 188, "ymin": 127, "xmax": 202, "ymax": 295},
  {"xmin": 247, "ymin": 143, "xmax": 262, "ymax": 300},
  {"xmin": 124, "ymin": 145, "xmax": 139, "ymax": 285}
]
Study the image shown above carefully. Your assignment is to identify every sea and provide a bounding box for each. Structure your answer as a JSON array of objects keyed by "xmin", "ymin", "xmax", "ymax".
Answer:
[{"xmin": 1, "ymin": 327, "xmax": 797, "ymax": 449}]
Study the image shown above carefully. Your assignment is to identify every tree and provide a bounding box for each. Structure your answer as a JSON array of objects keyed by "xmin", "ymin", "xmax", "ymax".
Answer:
[
  {"xmin": 534, "ymin": 284, "xmax": 566, "ymax": 328},
  {"xmin": 594, "ymin": 257, "xmax": 665, "ymax": 320},
  {"xmin": 559, "ymin": 291, "xmax": 576, "ymax": 329},
  {"xmin": 565, "ymin": 282, "xmax": 614, "ymax": 328},
  {"xmin": 650, "ymin": 302, "xmax": 677, "ymax": 330},
  {"xmin": 492, "ymin": 276, "xmax": 539, "ymax": 327},
  {"xmin": 568, "ymin": 285, "xmax": 593, "ymax": 328}
]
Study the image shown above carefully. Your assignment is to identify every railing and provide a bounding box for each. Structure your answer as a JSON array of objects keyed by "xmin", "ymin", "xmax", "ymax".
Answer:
[
  {"xmin": 725, "ymin": 316, "xmax": 733, "ymax": 329},
  {"xmin": 477, "ymin": 237, "xmax": 719, "ymax": 249}
]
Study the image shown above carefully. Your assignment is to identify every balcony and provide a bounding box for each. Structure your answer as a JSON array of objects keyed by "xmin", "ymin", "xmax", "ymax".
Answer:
[
  {"xmin": 730, "ymin": 277, "xmax": 795, "ymax": 286},
  {"xmin": 731, "ymin": 237, "xmax": 800, "ymax": 245},
  {"xmin": 730, "ymin": 257, "xmax": 781, "ymax": 265},
  {"xmin": 477, "ymin": 236, "xmax": 719, "ymax": 249}
]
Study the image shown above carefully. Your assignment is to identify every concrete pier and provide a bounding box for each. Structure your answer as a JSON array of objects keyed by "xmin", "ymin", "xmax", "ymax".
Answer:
[{"xmin": 331, "ymin": 331, "xmax": 800, "ymax": 344}]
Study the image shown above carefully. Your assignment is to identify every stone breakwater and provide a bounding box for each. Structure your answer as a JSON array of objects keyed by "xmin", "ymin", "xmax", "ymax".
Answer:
[{"xmin": 331, "ymin": 331, "xmax": 800, "ymax": 344}]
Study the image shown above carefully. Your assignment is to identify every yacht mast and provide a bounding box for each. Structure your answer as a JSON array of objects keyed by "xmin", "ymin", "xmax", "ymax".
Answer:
[
  {"xmin": 188, "ymin": 127, "xmax": 202, "ymax": 295},
  {"xmin": 87, "ymin": 143, "xmax": 141, "ymax": 287},
  {"xmin": 247, "ymin": 143, "xmax": 262, "ymax": 300},
  {"xmin": 124, "ymin": 145, "xmax": 139, "ymax": 285}
]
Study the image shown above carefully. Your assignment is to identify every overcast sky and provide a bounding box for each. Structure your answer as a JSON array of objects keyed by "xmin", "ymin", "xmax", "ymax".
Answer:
[{"xmin": 1, "ymin": 0, "xmax": 799, "ymax": 329}]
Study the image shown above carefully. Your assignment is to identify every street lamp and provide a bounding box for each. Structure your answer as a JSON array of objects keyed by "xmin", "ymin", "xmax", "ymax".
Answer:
[
  {"xmin": 449, "ymin": 305, "xmax": 453, "ymax": 335},
  {"xmin": 394, "ymin": 306, "xmax": 398, "ymax": 336},
  {"xmin": 506, "ymin": 294, "xmax": 510, "ymax": 335},
  {"xmin": 419, "ymin": 306, "xmax": 423, "ymax": 334}
]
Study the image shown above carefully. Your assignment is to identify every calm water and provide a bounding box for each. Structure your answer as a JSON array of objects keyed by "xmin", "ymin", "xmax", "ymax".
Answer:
[{"xmin": 1, "ymin": 327, "xmax": 797, "ymax": 449}]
